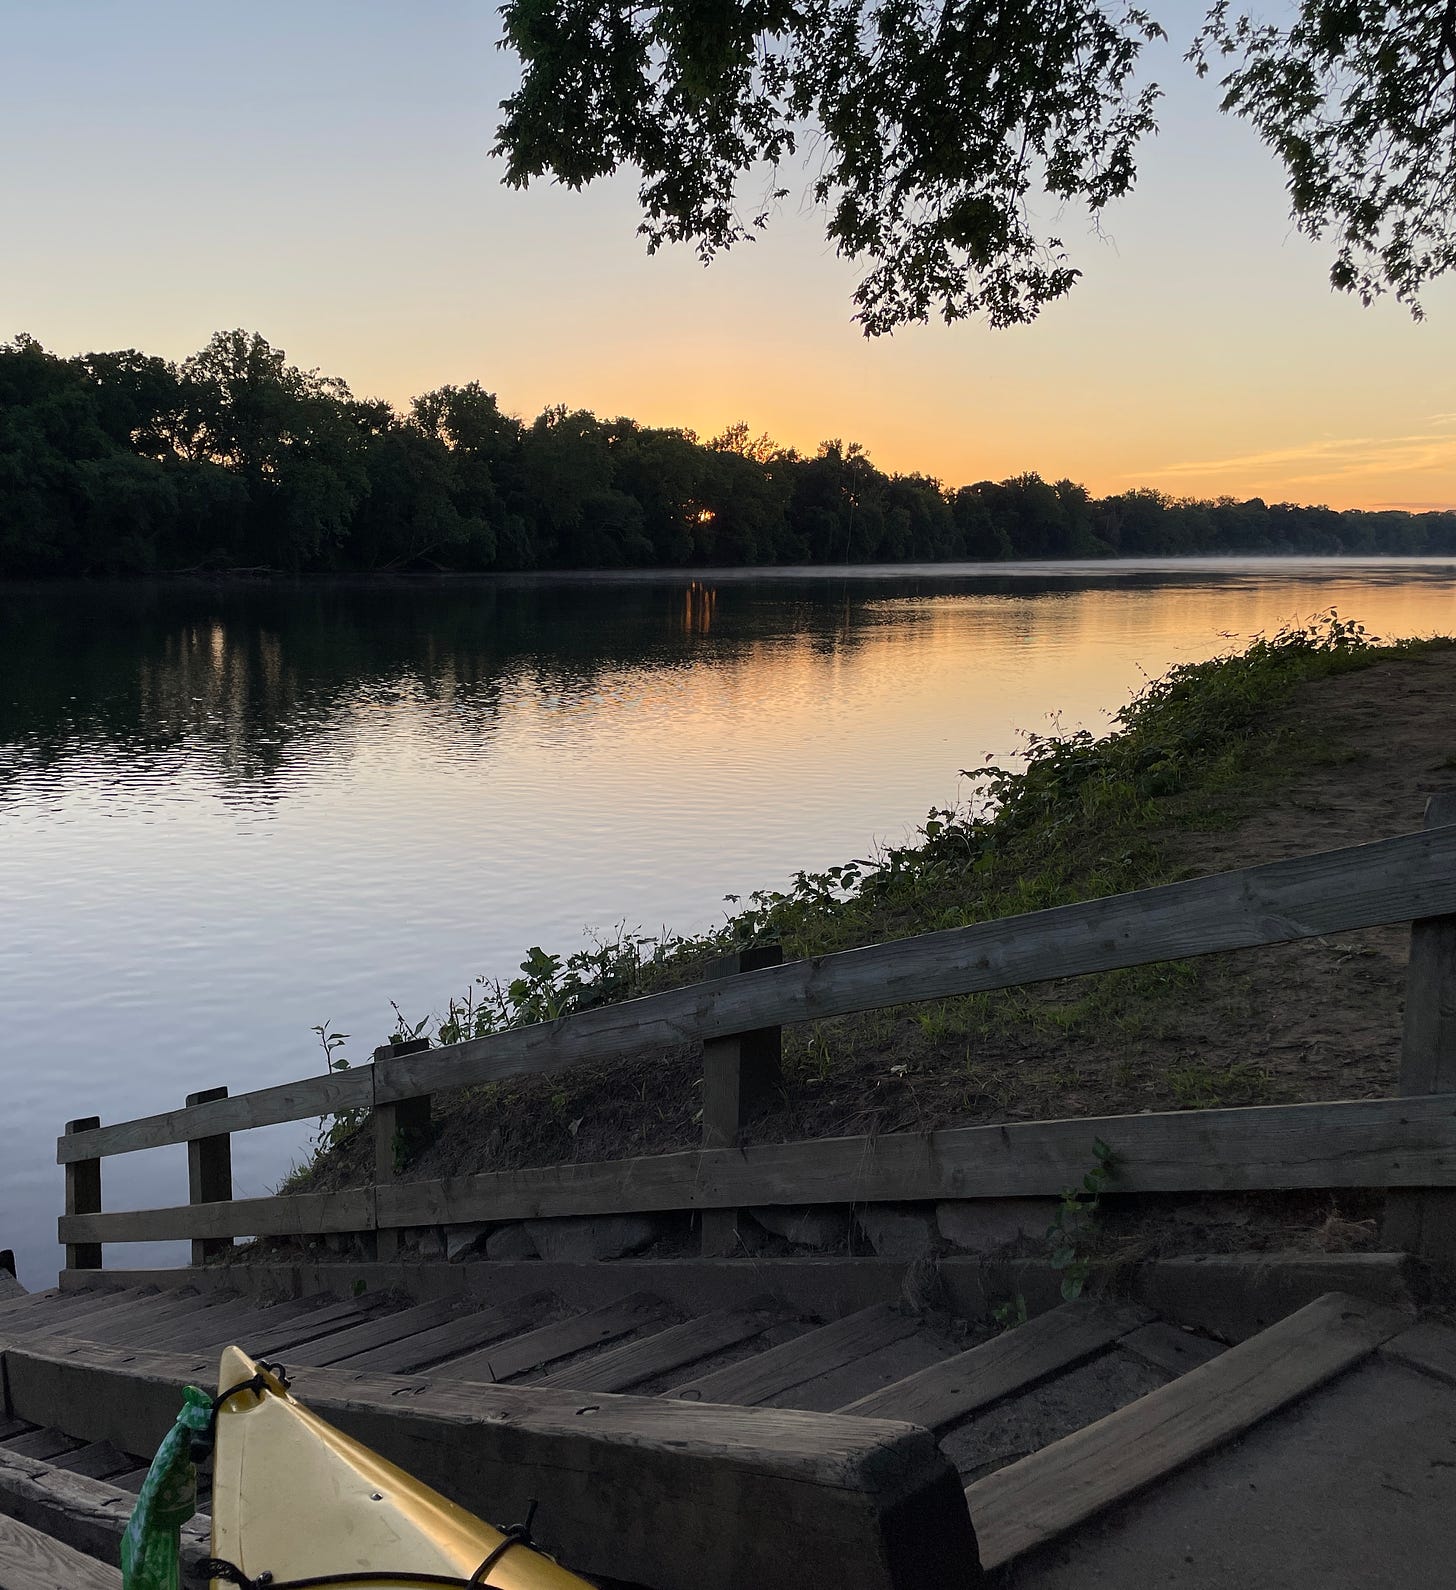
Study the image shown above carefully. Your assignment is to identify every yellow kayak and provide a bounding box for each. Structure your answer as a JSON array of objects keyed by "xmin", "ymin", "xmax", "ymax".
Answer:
[{"xmin": 208, "ymin": 1346, "xmax": 594, "ymax": 1589}]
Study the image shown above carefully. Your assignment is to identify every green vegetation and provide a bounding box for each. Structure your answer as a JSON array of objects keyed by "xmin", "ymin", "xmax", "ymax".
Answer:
[
  {"xmin": 1047, "ymin": 1138, "xmax": 1119, "ymax": 1302},
  {"xmin": 1168, "ymin": 1061, "xmax": 1274, "ymax": 1110},
  {"xmin": 993, "ymin": 1137, "xmax": 1119, "ymax": 1325},
  {"xmin": 4, "ymin": 329, "xmax": 1456, "ymax": 578},
  {"xmin": 310, "ymin": 1022, "xmax": 367, "ymax": 1157}
]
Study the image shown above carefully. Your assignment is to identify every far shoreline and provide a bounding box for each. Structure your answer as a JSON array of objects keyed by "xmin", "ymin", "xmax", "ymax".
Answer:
[{"xmin": 6, "ymin": 552, "xmax": 1456, "ymax": 591}]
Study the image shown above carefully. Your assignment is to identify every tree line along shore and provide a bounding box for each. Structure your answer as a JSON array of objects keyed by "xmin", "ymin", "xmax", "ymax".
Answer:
[{"xmin": 5, "ymin": 329, "xmax": 1455, "ymax": 579}]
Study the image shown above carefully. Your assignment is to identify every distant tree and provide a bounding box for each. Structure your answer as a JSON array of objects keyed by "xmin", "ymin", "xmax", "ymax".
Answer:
[
  {"xmin": 79, "ymin": 349, "xmax": 184, "ymax": 460},
  {"xmin": 969, "ymin": 473, "xmax": 1078, "ymax": 559},
  {"xmin": 1096, "ymin": 486, "xmax": 1178, "ymax": 554},
  {"xmin": 353, "ymin": 422, "xmax": 489, "ymax": 571},
  {"xmin": 180, "ymin": 330, "xmax": 370, "ymax": 567},
  {"xmin": 607, "ymin": 421, "xmax": 709, "ymax": 563},
  {"xmin": 709, "ymin": 422, "xmax": 780, "ymax": 465},
  {"xmin": 521, "ymin": 406, "xmax": 651, "ymax": 565},
  {"xmin": 788, "ymin": 441, "xmax": 890, "ymax": 561},
  {"xmin": 409, "ymin": 381, "xmax": 526, "ymax": 558},
  {"xmin": 680, "ymin": 441, "xmax": 789, "ymax": 562},
  {"xmin": 411, "ymin": 383, "xmax": 524, "ymax": 502},
  {"xmin": 951, "ymin": 484, "xmax": 1015, "ymax": 560},
  {"xmin": 493, "ymin": 0, "xmax": 1456, "ymax": 331},
  {"xmin": 1052, "ymin": 478, "xmax": 1107, "ymax": 556}
]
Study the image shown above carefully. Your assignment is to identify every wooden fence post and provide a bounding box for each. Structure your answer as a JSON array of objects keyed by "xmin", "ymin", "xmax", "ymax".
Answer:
[
  {"xmin": 373, "ymin": 1039, "xmax": 432, "ymax": 1262},
  {"xmin": 185, "ymin": 1086, "xmax": 234, "ymax": 1265},
  {"xmin": 63, "ymin": 1117, "xmax": 102, "ymax": 1273},
  {"xmin": 1384, "ymin": 792, "xmax": 1456, "ymax": 1266},
  {"xmin": 700, "ymin": 944, "xmax": 785, "ymax": 1257}
]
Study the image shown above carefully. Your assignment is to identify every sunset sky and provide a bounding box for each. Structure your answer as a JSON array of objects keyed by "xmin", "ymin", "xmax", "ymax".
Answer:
[{"xmin": 4, "ymin": 0, "xmax": 1455, "ymax": 511}]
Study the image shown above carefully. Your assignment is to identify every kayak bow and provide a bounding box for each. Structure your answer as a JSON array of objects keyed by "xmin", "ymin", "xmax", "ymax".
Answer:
[{"xmin": 206, "ymin": 1346, "xmax": 593, "ymax": 1590}]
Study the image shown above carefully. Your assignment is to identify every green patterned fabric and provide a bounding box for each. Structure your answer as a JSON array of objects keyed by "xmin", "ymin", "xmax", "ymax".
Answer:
[{"xmin": 121, "ymin": 1385, "xmax": 213, "ymax": 1590}]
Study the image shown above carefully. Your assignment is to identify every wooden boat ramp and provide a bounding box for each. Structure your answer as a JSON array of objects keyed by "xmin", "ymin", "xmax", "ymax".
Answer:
[
  {"xmin": 2, "ymin": 1267, "xmax": 1455, "ymax": 1587},
  {"xmin": 7, "ymin": 799, "xmax": 1456, "ymax": 1586}
]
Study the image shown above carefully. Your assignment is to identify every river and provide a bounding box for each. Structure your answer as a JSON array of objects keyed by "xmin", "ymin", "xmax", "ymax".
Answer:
[{"xmin": 3, "ymin": 559, "xmax": 1454, "ymax": 1285}]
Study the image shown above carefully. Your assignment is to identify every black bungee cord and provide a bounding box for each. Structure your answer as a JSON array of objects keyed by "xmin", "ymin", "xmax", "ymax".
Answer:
[{"xmin": 199, "ymin": 1503, "xmax": 541, "ymax": 1590}]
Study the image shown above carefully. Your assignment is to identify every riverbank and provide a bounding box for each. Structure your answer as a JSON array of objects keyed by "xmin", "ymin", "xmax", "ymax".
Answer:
[{"xmin": 285, "ymin": 617, "xmax": 1456, "ymax": 1251}]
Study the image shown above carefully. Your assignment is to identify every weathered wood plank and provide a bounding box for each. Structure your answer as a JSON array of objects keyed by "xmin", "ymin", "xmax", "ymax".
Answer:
[
  {"xmin": 1385, "ymin": 795, "xmax": 1456, "ymax": 1264},
  {"xmin": 378, "ymin": 1093, "xmax": 1456, "ymax": 1229},
  {"xmin": 0, "ymin": 1337, "xmax": 982, "ymax": 1590},
  {"xmin": 371, "ymin": 1039, "xmax": 431, "ymax": 1264},
  {"xmin": 839, "ymin": 1302, "xmax": 1152, "ymax": 1432},
  {"xmin": 0, "ymin": 1293, "xmax": 67, "ymax": 1323},
  {"xmin": 1117, "ymin": 1321, "xmax": 1227, "ymax": 1377},
  {"xmin": 230, "ymin": 1302, "xmax": 385, "ymax": 1359},
  {"xmin": 47, "ymin": 1444, "xmax": 132, "ymax": 1483},
  {"xmin": 372, "ymin": 822, "xmax": 1456, "ymax": 1105},
  {"xmin": 0, "ymin": 1510, "xmax": 122, "ymax": 1589},
  {"xmin": 159, "ymin": 1295, "xmax": 330, "ymax": 1352},
  {"xmin": 670, "ymin": 1305, "xmax": 922, "ymax": 1406},
  {"xmin": 63, "ymin": 1120, "xmax": 102, "ymax": 1272},
  {"xmin": 0, "ymin": 1432, "xmax": 76, "ymax": 1463},
  {"xmin": 58, "ymin": 1187, "xmax": 375, "ymax": 1245},
  {"xmin": 3, "ymin": 1293, "xmax": 153, "ymax": 1342},
  {"xmin": 702, "ymin": 946, "xmax": 784, "ymax": 1257},
  {"xmin": 56, "ymin": 1067, "xmax": 373, "ymax": 1163},
  {"xmin": 187, "ymin": 1296, "xmax": 376, "ymax": 1356},
  {"xmin": 430, "ymin": 1294, "xmax": 672, "ymax": 1384},
  {"xmin": 966, "ymin": 1291, "xmax": 1410, "ymax": 1571},
  {"xmin": 103, "ymin": 1293, "xmax": 247, "ymax": 1351},
  {"xmin": 123, "ymin": 1300, "xmax": 265, "ymax": 1357},
  {"xmin": 60, "ymin": 821, "xmax": 1456, "ymax": 1167},
  {"xmin": 1382, "ymin": 1319, "xmax": 1456, "ymax": 1388},
  {"xmin": 333, "ymin": 1292, "xmax": 558, "ymax": 1375},
  {"xmin": 0, "ymin": 1292, "xmax": 124, "ymax": 1338},
  {"xmin": 536, "ymin": 1310, "xmax": 772, "ymax": 1393},
  {"xmin": 65, "ymin": 1291, "xmax": 217, "ymax": 1344},
  {"xmin": 185, "ymin": 1085, "xmax": 234, "ymax": 1265},
  {"xmin": 0, "ymin": 1450, "xmax": 210, "ymax": 1575},
  {"xmin": 285, "ymin": 1300, "xmax": 459, "ymax": 1368}
]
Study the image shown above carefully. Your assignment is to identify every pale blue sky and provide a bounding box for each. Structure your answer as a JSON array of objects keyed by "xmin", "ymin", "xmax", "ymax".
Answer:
[{"xmin": 3, "ymin": 0, "xmax": 1453, "ymax": 506}]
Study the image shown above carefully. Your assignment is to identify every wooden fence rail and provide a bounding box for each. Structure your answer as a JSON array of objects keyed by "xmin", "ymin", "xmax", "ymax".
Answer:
[
  {"xmin": 55, "ymin": 809, "xmax": 1456, "ymax": 1270},
  {"xmin": 56, "ymin": 1093, "xmax": 1456, "ymax": 1248}
]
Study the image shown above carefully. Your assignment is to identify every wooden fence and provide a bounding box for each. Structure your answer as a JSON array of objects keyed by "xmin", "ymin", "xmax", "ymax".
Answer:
[{"xmin": 57, "ymin": 797, "xmax": 1456, "ymax": 1273}]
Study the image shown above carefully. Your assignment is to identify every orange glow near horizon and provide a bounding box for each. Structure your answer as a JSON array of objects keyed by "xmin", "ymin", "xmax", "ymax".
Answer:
[
  {"xmin": 5, "ymin": 6, "xmax": 1455, "ymax": 516},
  {"xmin": 354, "ymin": 257, "xmax": 1456, "ymax": 512}
]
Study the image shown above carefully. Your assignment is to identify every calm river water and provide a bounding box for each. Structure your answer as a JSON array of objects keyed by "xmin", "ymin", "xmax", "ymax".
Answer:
[{"xmin": 3, "ymin": 560, "xmax": 1455, "ymax": 1285}]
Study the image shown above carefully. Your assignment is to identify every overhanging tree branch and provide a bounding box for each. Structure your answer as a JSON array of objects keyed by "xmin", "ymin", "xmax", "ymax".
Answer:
[{"xmin": 492, "ymin": 0, "xmax": 1456, "ymax": 331}]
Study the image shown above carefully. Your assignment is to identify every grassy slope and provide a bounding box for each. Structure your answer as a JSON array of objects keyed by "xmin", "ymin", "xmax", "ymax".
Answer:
[{"xmin": 291, "ymin": 616, "xmax": 1454, "ymax": 1197}]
